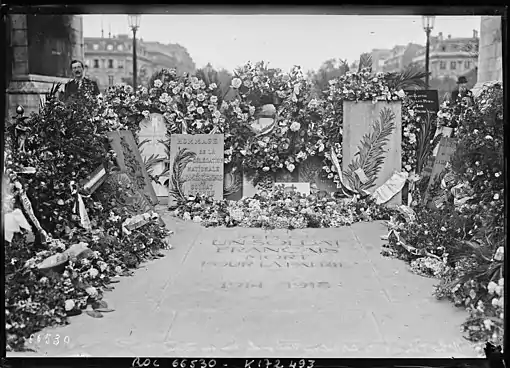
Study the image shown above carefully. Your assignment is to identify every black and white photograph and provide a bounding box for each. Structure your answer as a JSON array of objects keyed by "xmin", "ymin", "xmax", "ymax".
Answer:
[{"xmin": 3, "ymin": 7, "xmax": 505, "ymax": 359}]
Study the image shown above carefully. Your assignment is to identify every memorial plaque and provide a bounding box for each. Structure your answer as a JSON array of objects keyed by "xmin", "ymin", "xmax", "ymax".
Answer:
[
  {"xmin": 139, "ymin": 113, "xmax": 169, "ymax": 200},
  {"xmin": 169, "ymin": 134, "xmax": 224, "ymax": 206},
  {"xmin": 404, "ymin": 90, "xmax": 439, "ymax": 119},
  {"xmin": 274, "ymin": 182, "xmax": 311, "ymax": 196},
  {"xmin": 424, "ymin": 137, "xmax": 458, "ymax": 202},
  {"xmin": 298, "ymin": 156, "xmax": 338, "ymax": 193},
  {"xmin": 343, "ymin": 101, "xmax": 402, "ymax": 205},
  {"xmin": 107, "ymin": 130, "xmax": 159, "ymax": 205}
]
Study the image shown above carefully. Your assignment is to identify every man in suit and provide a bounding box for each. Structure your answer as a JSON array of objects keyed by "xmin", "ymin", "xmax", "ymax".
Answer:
[
  {"xmin": 63, "ymin": 60, "xmax": 100, "ymax": 102},
  {"xmin": 451, "ymin": 76, "xmax": 470, "ymax": 103}
]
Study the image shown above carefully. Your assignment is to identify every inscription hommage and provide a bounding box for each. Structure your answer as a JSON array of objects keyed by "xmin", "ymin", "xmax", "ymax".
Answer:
[{"xmin": 169, "ymin": 134, "xmax": 224, "ymax": 204}]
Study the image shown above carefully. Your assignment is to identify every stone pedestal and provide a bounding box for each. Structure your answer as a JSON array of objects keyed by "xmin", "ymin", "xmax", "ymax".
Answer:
[
  {"xmin": 343, "ymin": 101, "xmax": 402, "ymax": 205},
  {"xmin": 6, "ymin": 14, "xmax": 84, "ymax": 117},
  {"xmin": 472, "ymin": 16, "xmax": 502, "ymax": 96}
]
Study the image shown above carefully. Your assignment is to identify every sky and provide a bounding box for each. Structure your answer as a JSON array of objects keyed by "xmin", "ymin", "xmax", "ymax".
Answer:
[{"xmin": 83, "ymin": 14, "xmax": 481, "ymax": 73}]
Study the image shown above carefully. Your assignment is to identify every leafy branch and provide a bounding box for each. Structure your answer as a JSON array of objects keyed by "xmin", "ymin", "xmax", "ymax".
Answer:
[
  {"xmin": 343, "ymin": 107, "xmax": 396, "ymax": 192},
  {"xmin": 169, "ymin": 148, "xmax": 197, "ymax": 203}
]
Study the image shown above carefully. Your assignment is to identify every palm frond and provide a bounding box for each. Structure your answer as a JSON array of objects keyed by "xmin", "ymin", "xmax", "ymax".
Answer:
[
  {"xmin": 385, "ymin": 66, "xmax": 428, "ymax": 90},
  {"xmin": 416, "ymin": 111, "xmax": 441, "ymax": 174},
  {"xmin": 137, "ymin": 139, "xmax": 151, "ymax": 152},
  {"xmin": 223, "ymin": 168, "xmax": 242, "ymax": 197},
  {"xmin": 169, "ymin": 148, "xmax": 197, "ymax": 203},
  {"xmin": 344, "ymin": 107, "xmax": 396, "ymax": 191}
]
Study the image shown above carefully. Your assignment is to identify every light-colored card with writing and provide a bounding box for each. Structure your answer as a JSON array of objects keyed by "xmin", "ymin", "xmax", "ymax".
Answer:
[{"xmin": 354, "ymin": 168, "xmax": 369, "ymax": 184}]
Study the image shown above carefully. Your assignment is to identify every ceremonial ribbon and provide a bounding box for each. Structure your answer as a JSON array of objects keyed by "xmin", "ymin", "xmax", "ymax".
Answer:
[
  {"xmin": 19, "ymin": 190, "xmax": 49, "ymax": 243},
  {"xmin": 70, "ymin": 181, "xmax": 92, "ymax": 230},
  {"xmin": 329, "ymin": 147, "xmax": 360, "ymax": 197},
  {"xmin": 4, "ymin": 208, "xmax": 32, "ymax": 242}
]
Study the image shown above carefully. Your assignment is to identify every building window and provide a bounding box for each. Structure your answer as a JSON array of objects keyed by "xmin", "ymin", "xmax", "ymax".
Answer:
[
  {"xmin": 93, "ymin": 44, "xmax": 99, "ymax": 50},
  {"xmin": 465, "ymin": 61, "xmax": 471, "ymax": 69},
  {"xmin": 450, "ymin": 61, "xmax": 456, "ymax": 70},
  {"xmin": 108, "ymin": 75, "xmax": 114, "ymax": 86},
  {"xmin": 117, "ymin": 44, "xmax": 124, "ymax": 51},
  {"xmin": 440, "ymin": 61, "xmax": 446, "ymax": 70},
  {"xmin": 107, "ymin": 44, "xmax": 114, "ymax": 51},
  {"xmin": 118, "ymin": 60, "xmax": 124, "ymax": 69},
  {"xmin": 93, "ymin": 59, "xmax": 99, "ymax": 68},
  {"xmin": 108, "ymin": 59, "xmax": 114, "ymax": 68},
  {"xmin": 441, "ymin": 45, "xmax": 446, "ymax": 52}
]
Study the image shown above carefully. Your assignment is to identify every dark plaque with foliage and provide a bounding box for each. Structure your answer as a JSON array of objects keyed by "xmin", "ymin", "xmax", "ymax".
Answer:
[
  {"xmin": 405, "ymin": 90, "xmax": 439, "ymax": 118},
  {"xmin": 107, "ymin": 130, "xmax": 159, "ymax": 205}
]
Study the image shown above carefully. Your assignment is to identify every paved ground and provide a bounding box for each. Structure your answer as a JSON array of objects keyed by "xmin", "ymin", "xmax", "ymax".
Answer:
[{"xmin": 9, "ymin": 214, "xmax": 477, "ymax": 358}]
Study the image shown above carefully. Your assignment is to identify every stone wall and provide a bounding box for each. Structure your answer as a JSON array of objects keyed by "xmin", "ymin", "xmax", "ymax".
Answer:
[
  {"xmin": 6, "ymin": 14, "xmax": 84, "ymax": 117},
  {"xmin": 473, "ymin": 16, "xmax": 502, "ymax": 95}
]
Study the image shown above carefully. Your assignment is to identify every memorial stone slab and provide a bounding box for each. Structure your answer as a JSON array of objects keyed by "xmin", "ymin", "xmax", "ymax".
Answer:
[
  {"xmin": 107, "ymin": 130, "xmax": 159, "ymax": 205},
  {"xmin": 298, "ymin": 156, "xmax": 338, "ymax": 193},
  {"xmin": 169, "ymin": 134, "xmax": 224, "ymax": 207},
  {"xmin": 139, "ymin": 113, "xmax": 169, "ymax": 199},
  {"xmin": 343, "ymin": 101, "xmax": 402, "ymax": 205}
]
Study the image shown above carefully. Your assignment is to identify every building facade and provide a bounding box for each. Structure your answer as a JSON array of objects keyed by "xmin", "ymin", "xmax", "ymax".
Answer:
[
  {"xmin": 84, "ymin": 35, "xmax": 155, "ymax": 92},
  {"xmin": 382, "ymin": 43, "xmax": 423, "ymax": 73},
  {"xmin": 370, "ymin": 48, "xmax": 392, "ymax": 74},
  {"xmin": 411, "ymin": 31, "xmax": 479, "ymax": 80},
  {"xmin": 84, "ymin": 35, "xmax": 196, "ymax": 92}
]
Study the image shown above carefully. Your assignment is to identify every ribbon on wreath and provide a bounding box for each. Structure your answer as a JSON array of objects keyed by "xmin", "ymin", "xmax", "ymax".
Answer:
[
  {"xmin": 329, "ymin": 147, "xmax": 362, "ymax": 197},
  {"xmin": 18, "ymin": 188, "xmax": 49, "ymax": 243},
  {"xmin": 69, "ymin": 181, "xmax": 92, "ymax": 230}
]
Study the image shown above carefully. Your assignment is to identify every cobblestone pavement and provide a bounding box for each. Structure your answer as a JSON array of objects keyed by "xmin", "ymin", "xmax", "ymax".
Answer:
[{"xmin": 9, "ymin": 215, "xmax": 477, "ymax": 358}]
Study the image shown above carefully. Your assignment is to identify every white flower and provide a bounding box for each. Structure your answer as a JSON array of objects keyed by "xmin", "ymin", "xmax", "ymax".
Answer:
[
  {"xmin": 88, "ymin": 267, "xmax": 99, "ymax": 278},
  {"xmin": 142, "ymin": 110, "xmax": 150, "ymax": 119},
  {"xmin": 494, "ymin": 193, "xmax": 500, "ymax": 200},
  {"xmin": 191, "ymin": 77, "xmax": 199, "ymax": 84},
  {"xmin": 240, "ymin": 150, "xmax": 247, "ymax": 156},
  {"xmin": 85, "ymin": 286, "xmax": 98, "ymax": 298},
  {"xmin": 153, "ymin": 79, "xmax": 163, "ymax": 88},
  {"xmin": 262, "ymin": 167, "xmax": 270, "ymax": 172},
  {"xmin": 98, "ymin": 261, "xmax": 108, "ymax": 272},
  {"xmin": 115, "ymin": 266, "xmax": 123, "ymax": 274},
  {"xmin": 405, "ymin": 164, "xmax": 412, "ymax": 172},
  {"xmin": 290, "ymin": 122, "xmax": 301, "ymax": 132},
  {"xmin": 488, "ymin": 281, "xmax": 498, "ymax": 294},
  {"xmin": 197, "ymin": 107, "xmax": 205, "ymax": 115},
  {"xmin": 183, "ymin": 212, "xmax": 191, "ymax": 221},
  {"xmin": 495, "ymin": 172, "xmax": 501, "ymax": 178},
  {"xmin": 396, "ymin": 89, "xmax": 406, "ymax": 98},
  {"xmin": 231, "ymin": 78, "xmax": 242, "ymax": 89},
  {"xmin": 197, "ymin": 93, "xmax": 205, "ymax": 102},
  {"xmin": 209, "ymin": 83, "xmax": 217, "ymax": 90},
  {"xmin": 483, "ymin": 319, "xmax": 494, "ymax": 330},
  {"xmin": 485, "ymin": 135, "xmax": 493, "ymax": 140},
  {"xmin": 287, "ymin": 163, "xmax": 296, "ymax": 172},
  {"xmin": 64, "ymin": 299, "xmax": 75, "ymax": 311},
  {"xmin": 192, "ymin": 83, "xmax": 200, "ymax": 90},
  {"xmin": 209, "ymin": 96, "xmax": 218, "ymax": 104},
  {"xmin": 193, "ymin": 216, "xmax": 203, "ymax": 223},
  {"xmin": 440, "ymin": 226, "xmax": 447, "ymax": 232},
  {"xmin": 473, "ymin": 129, "xmax": 479, "ymax": 134},
  {"xmin": 498, "ymin": 278, "xmax": 504, "ymax": 286},
  {"xmin": 40, "ymin": 277, "xmax": 48, "ymax": 284}
]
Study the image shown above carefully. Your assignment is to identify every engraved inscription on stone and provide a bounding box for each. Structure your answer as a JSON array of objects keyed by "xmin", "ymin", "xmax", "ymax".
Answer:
[{"xmin": 169, "ymin": 134, "xmax": 224, "ymax": 203}]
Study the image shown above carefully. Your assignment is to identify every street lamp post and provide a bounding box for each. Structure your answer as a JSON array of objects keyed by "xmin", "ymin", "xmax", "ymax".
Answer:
[
  {"xmin": 422, "ymin": 16, "xmax": 436, "ymax": 89},
  {"xmin": 128, "ymin": 14, "xmax": 141, "ymax": 89}
]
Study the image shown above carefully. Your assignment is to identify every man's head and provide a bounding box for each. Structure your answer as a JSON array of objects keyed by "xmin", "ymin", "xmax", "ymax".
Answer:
[
  {"xmin": 71, "ymin": 60, "xmax": 85, "ymax": 79},
  {"xmin": 457, "ymin": 76, "xmax": 468, "ymax": 91}
]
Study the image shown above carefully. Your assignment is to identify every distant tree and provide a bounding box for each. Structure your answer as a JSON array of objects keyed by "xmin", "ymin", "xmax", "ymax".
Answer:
[
  {"xmin": 309, "ymin": 58, "xmax": 350, "ymax": 97},
  {"xmin": 121, "ymin": 66, "xmax": 150, "ymax": 88}
]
